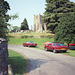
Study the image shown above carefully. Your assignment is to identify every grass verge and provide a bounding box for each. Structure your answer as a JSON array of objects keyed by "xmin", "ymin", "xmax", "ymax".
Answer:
[
  {"xmin": 8, "ymin": 38, "xmax": 54, "ymax": 45},
  {"xmin": 8, "ymin": 49, "xmax": 28, "ymax": 75},
  {"xmin": 61, "ymin": 50, "xmax": 75, "ymax": 57}
]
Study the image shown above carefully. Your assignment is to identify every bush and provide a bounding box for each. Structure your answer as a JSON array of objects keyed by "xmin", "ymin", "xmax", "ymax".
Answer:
[
  {"xmin": 21, "ymin": 35, "xmax": 28, "ymax": 38},
  {"xmin": 28, "ymin": 36, "xmax": 34, "ymax": 38},
  {"xmin": 21, "ymin": 35, "xmax": 34, "ymax": 38},
  {"xmin": 47, "ymin": 35, "xmax": 51, "ymax": 39},
  {"xmin": 40, "ymin": 35, "xmax": 47, "ymax": 38}
]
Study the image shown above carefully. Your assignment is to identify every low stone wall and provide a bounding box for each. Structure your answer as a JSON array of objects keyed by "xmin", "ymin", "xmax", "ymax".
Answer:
[{"xmin": 0, "ymin": 38, "xmax": 8, "ymax": 75}]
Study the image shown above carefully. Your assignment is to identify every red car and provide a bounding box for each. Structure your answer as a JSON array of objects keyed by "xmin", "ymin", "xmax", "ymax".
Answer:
[
  {"xmin": 69, "ymin": 43, "xmax": 75, "ymax": 50},
  {"xmin": 23, "ymin": 41, "xmax": 37, "ymax": 47},
  {"xmin": 44, "ymin": 42, "xmax": 68, "ymax": 53}
]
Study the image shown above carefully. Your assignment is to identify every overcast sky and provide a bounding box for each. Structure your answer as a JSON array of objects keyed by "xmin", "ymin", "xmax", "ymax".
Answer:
[{"xmin": 6, "ymin": 0, "xmax": 75, "ymax": 29}]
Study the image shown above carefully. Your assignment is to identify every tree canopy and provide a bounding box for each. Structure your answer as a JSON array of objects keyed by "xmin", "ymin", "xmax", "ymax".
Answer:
[
  {"xmin": 10, "ymin": 26, "xmax": 20, "ymax": 32},
  {"xmin": 43, "ymin": 0, "xmax": 75, "ymax": 33},
  {"xmin": 54, "ymin": 12, "xmax": 75, "ymax": 44},
  {"xmin": 20, "ymin": 18, "xmax": 29, "ymax": 30},
  {"xmin": 0, "ymin": 0, "xmax": 10, "ymax": 39}
]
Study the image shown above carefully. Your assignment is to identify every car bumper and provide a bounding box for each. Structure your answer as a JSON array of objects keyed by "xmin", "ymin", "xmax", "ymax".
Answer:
[
  {"xmin": 56, "ymin": 50, "xmax": 67, "ymax": 52},
  {"xmin": 69, "ymin": 46, "xmax": 75, "ymax": 50}
]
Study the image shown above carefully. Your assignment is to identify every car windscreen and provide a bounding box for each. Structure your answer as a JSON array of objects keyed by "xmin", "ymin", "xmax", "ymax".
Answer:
[{"xmin": 57, "ymin": 43, "xmax": 65, "ymax": 46}]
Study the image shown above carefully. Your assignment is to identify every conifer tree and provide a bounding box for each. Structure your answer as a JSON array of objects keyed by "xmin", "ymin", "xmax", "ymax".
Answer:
[
  {"xmin": 54, "ymin": 12, "xmax": 75, "ymax": 44},
  {"xmin": 43, "ymin": 0, "xmax": 75, "ymax": 33},
  {"xmin": 21, "ymin": 18, "xmax": 29, "ymax": 30},
  {"xmin": 0, "ymin": 0, "xmax": 10, "ymax": 39}
]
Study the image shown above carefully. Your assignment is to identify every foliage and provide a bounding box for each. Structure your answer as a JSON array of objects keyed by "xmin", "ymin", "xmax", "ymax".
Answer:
[
  {"xmin": 0, "ymin": 0, "xmax": 10, "ymax": 39},
  {"xmin": 43, "ymin": 0, "xmax": 75, "ymax": 33},
  {"xmin": 40, "ymin": 35, "xmax": 51, "ymax": 38},
  {"xmin": 54, "ymin": 12, "xmax": 75, "ymax": 44},
  {"xmin": 21, "ymin": 35, "xmax": 34, "ymax": 38},
  {"xmin": 10, "ymin": 26, "xmax": 20, "ymax": 32},
  {"xmin": 20, "ymin": 18, "xmax": 29, "ymax": 30},
  {"xmin": 10, "ymin": 13, "xmax": 19, "ymax": 20},
  {"xmin": 40, "ymin": 35, "xmax": 47, "ymax": 38}
]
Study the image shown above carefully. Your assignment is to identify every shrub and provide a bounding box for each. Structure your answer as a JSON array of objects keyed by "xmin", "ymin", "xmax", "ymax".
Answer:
[
  {"xmin": 28, "ymin": 36, "xmax": 34, "ymax": 38},
  {"xmin": 47, "ymin": 35, "xmax": 51, "ymax": 39},
  {"xmin": 40, "ymin": 35, "xmax": 47, "ymax": 38},
  {"xmin": 21, "ymin": 35, "xmax": 28, "ymax": 38},
  {"xmin": 21, "ymin": 35, "xmax": 34, "ymax": 38}
]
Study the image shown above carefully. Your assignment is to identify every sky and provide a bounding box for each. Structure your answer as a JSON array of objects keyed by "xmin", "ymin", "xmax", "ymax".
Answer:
[{"xmin": 6, "ymin": 0, "xmax": 75, "ymax": 30}]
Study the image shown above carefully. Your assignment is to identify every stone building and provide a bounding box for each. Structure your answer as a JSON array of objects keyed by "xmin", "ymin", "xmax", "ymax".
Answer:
[{"xmin": 33, "ymin": 14, "xmax": 47, "ymax": 32}]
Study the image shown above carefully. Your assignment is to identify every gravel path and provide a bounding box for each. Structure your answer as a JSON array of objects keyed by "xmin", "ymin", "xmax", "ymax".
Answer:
[{"xmin": 8, "ymin": 45, "xmax": 75, "ymax": 75}]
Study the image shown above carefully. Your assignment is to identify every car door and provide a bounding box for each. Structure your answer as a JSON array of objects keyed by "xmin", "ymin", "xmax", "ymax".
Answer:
[{"xmin": 47, "ymin": 43, "xmax": 52, "ymax": 50}]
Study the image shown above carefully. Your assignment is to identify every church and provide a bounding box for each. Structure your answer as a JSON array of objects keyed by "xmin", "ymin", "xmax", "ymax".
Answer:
[{"xmin": 33, "ymin": 14, "xmax": 47, "ymax": 33}]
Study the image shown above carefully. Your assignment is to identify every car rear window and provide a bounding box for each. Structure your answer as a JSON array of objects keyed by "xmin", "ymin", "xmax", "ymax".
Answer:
[
  {"xmin": 47, "ymin": 42, "xmax": 52, "ymax": 43},
  {"xmin": 30, "ymin": 41, "xmax": 34, "ymax": 43}
]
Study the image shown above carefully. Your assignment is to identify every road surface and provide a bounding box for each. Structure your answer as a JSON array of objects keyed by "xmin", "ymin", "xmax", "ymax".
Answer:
[{"xmin": 8, "ymin": 45, "xmax": 75, "ymax": 75}]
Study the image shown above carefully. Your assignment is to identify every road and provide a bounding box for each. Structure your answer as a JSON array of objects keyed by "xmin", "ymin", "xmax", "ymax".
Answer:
[{"xmin": 8, "ymin": 45, "xmax": 75, "ymax": 75}]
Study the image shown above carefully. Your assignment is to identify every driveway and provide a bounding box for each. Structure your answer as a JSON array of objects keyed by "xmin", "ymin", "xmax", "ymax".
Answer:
[{"xmin": 8, "ymin": 45, "xmax": 75, "ymax": 75}]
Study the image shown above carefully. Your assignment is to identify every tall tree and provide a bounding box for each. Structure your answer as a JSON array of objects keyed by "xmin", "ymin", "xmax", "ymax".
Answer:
[
  {"xmin": 43, "ymin": 0, "xmax": 75, "ymax": 33},
  {"xmin": 0, "ymin": 0, "xmax": 10, "ymax": 39},
  {"xmin": 54, "ymin": 12, "xmax": 75, "ymax": 44},
  {"xmin": 20, "ymin": 18, "xmax": 29, "ymax": 30},
  {"xmin": 10, "ymin": 26, "xmax": 20, "ymax": 32}
]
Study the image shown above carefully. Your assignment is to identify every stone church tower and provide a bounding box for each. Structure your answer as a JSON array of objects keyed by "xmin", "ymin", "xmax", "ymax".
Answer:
[{"xmin": 33, "ymin": 14, "xmax": 47, "ymax": 32}]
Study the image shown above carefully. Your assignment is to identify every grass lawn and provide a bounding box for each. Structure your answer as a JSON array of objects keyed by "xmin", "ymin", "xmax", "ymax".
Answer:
[
  {"xmin": 8, "ymin": 38, "xmax": 54, "ymax": 45},
  {"xmin": 61, "ymin": 50, "xmax": 75, "ymax": 57},
  {"xmin": 8, "ymin": 49, "xmax": 28, "ymax": 75}
]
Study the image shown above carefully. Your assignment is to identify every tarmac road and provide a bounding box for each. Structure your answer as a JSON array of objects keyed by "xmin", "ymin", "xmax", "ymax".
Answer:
[{"xmin": 8, "ymin": 45, "xmax": 75, "ymax": 75}]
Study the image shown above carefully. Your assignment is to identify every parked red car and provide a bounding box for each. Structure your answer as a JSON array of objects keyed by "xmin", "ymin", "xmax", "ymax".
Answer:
[
  {"xmin": 44, "ymin": 42, "xmax": 68, "ymax": 53},
  {"xmin": 23, "ymin": 41, "xmax": 37, "ymax": 47},
  {"xmin": 69, "ymin": 43, "xmax": 75, "ymax": 50}
]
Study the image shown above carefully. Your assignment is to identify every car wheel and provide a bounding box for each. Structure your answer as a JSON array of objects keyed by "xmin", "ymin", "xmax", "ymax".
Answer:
[
  {"xmin": 23, "ymin": 45, "xmax": 25, "ymax": 47},
  {"xmin": 45, "ymin": 47, "xmax": 48, "ymax": 51},
  {"xmin": 53, "ymin": 49, "xmax": 57, "ymax": 53},
  {"xmin": 28, "ymin": 45, "xmax": 30, "ymax": 47},
  {"xmin": 63, "ymin": 50, "xmax": 67, "ymax": 53}
]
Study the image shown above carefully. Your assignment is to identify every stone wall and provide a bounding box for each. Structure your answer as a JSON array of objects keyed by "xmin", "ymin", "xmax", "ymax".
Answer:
[{"xmin": 0, "ymin": 38, "xmax": 8, "ymax": 75}]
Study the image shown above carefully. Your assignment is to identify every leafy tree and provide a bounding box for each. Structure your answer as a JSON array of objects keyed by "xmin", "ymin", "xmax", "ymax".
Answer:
[
  {"xmin": 20, "ymin": 18, "xmax": 29, "ymax": 30},
  {"xmin": 10, "ymin": 13, "xmax": 19, "ymax": 20},
  {"xmin": 54, "ymin": 12, "xmax": 75, "ymax": 44},
  {"xmin": 43, "ymin": 0, "xmax": 75, "ymax": 33},
  {"xmin": 0, "ymin": 0, "xmax": 10, "ymax": 39},
  {"xmin": 11, "ymin": 26, "xmax": 20, "ymax": 32}
]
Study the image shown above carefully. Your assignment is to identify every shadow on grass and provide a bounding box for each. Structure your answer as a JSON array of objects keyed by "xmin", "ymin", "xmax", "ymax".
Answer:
[{"xmin": 8, "ymin": 56, "xmax": 28, "ymax": 75}]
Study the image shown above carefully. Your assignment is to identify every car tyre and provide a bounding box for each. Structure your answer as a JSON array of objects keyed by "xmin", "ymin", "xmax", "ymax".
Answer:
[
  {"xmin": 45, "ymin": 47, "xmax": 48, "ymax": 51},
  {"xmin": 23, "ymin": 45, "xmax": 25, "ymax": 47},
  {"xmin": 53, "ymin": 49, "xmax": 57, "ymax": 53},
  {"xmin": 28, "ymin": 45, "xmax": 30, "ymax": 47},
  {"xmin": 63, "ymin": 50, "xmax": 67, "ymax": 53}
]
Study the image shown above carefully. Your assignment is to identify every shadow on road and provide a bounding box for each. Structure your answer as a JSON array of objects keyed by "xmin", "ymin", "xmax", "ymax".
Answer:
[{"xmin": 27, "ymin": 58, "xmax": 55, "ymax": 73}]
